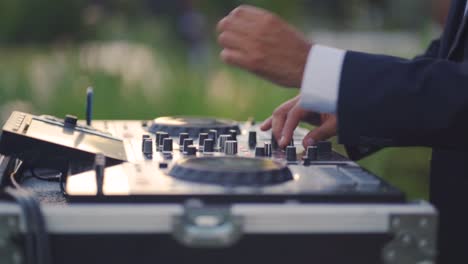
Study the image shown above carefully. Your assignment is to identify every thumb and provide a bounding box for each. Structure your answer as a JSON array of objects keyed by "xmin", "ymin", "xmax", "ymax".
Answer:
[{"xmin": 302, "ymin": 117, "xmax": 337, "ymax": 148}]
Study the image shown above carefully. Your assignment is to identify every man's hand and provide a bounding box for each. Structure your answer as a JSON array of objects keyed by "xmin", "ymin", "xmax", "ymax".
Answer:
[
  {"xmin": 217, "ymin": 5, "xmax": 312, "ymax": 88},
  {"xmin": 260, "ymin": 96, "xmax": 337, "ymax": 149}
]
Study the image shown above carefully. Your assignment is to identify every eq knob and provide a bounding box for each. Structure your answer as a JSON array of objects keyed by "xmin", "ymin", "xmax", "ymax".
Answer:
[
  {"xmin": 158, "ymin": 132, "xmax": 169, "ymax": 150},
  {"xmin": 142, "ymin": 134, "xmax": 150, "ymax": 151},
  {"xmin": 219, "ymin": 135, "xmax": 231, "ymax": 152},
  {"xmin": 162, "ymin": 138, "xmax": 173, "ymax": 153},
  {"xmin": 248, "ymin": 131, "xmax": 257, "ymax": 149},
  {"xmin": 142, "ymin": 138, "xmax": 153, "ymax": 157},
  {"xmin": 271, "ymin": 133, "xmax": 279, "ymax": 150},
  {"xmin": 186, "ymin": 145, "xmax": 197, "ymax": 156},
  {"xmin": 229, "ymin": 129, "xmax": 238, "ymax": 141},
  {"xmin": 306, "ymin": 146, "xmax": 318, "ymax": 161},
  {"xmin": 264, "ymin": 142, "xmax": 272, "ymax": 157},
  {"xmin": 225, "ymin": 140, "xmax": 238, "ymax": 155},
  {"xmin": 179, "ymin": 133, "xmax": 189, "ymax": 151},
  {"xmin": 203, "ymin": 139, "xmax": 215, "ymax": 153},
  {"xmin": 198, "ymin": 133, "xmax": 209, "ymax": 150},
  {"xmin": 317, "ymin": 141, "xmax": 332, "ymax": 159},
  {"xmin": 255, "ymin": 147, "xmax": 265, "ymax": 157},
  {"xmin": 208, "ymin": 129, "xmax": 218, "ymax": 141},
  {"xmin": 183, "ymin": 139, "xmax": 194, "ymax": 153},
  {"xmin": 286, "ymin": 146, "xmax": 297, "ymax": 162}
]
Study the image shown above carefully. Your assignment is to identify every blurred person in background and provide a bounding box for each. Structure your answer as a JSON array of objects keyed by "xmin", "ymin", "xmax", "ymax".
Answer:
[
  {"xmin": 217, "ymin": 0, "xmax": 468, "ymax": 263},
  {"xmin": 177, "ymin": 0, "xmax": 210, "ymax": 71}
]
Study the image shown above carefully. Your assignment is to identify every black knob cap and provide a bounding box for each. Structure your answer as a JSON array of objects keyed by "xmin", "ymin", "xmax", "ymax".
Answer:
[
  {"xmin": 286, "ymin": 146, "xmax": 297, "ymax": 162},
  {"xmin": 219, "ymin": 135, "xmax": 231, "ymax": 152},
  {"xmin": 158, "ymin": 132, "xmax": 169, "ymax": 150},
  {"xmin": 142, "ymin": 134, "xmax": 150, "ymax": 151},
  {"xmin": 64, "ymin": 115, "xmax": 78, "ymax": 129},
  {"xmin": 208, "ymin": 130, "xmax": 218, "ymax": 141},
  {"xmin": 264, "ymin": 142, "xmax": 272, "ymax": 157},
  {"xmin": 248, "ymin": 131, "xmax": 257, "ymax": 149},
  {"xmin": 94, "ymin": 153, "xmax": 106, "ymax": 195},
  {"xmin": 225, "ymin": 140, "xmax": 238, "ymax": 155},
  {"xmin": 162, "ymin": 138, "xmax": 173, "ymax": 153},
  {"xmin": 159, "ymin": 162, "xmax": 168, "ymax": 169},
  {"xmin": 155, "ymin": 132, "xmax": 163, "ymax": 149},
  {"xmin": 179, "ymin": 133, "xmax": 189, "ymax": 150},
  {"xmin": 271, "ymin": 133, "xmax": 279, "ymax": 150},
  {"xmin": 203, "ymin": 139, "xmax": 215, "ymax": 153},
  {"xmin": 317, "ymin": 141, "xmax": 332, "ymax": 159},
  {"xmin": 187, "ymin": 145, "xmax": 197, "ymax": 156},
  {"xmin": 198, "ymin": 133, "xmax": 209, "ymax": 149},
  {"xmin": 183, "ymin": 139, "xmax": 194, "ymax": 153},
  {"xmin": 143, "ymin": 138, "xmax": 153, "ymax": 156},
  {"xmin": 229, "ymin": 129, "xmax": 238, "ymax": 141},
  {"xmin": 255, "ymin": 147, "xmax": 265, "ymax": 157},
  {"xmin": 306, "ymin": 146, "xmax": 318, "ymax": 161}
]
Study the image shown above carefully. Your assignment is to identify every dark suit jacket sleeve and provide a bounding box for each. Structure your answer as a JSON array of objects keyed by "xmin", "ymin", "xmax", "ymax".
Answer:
[
  {"xmin": 339, "ymin": 44, "xmax": 468, "ymax": 151},
  {"xmin": 344, "ymin": 39, "xmax": 442, "ymax": 160}
]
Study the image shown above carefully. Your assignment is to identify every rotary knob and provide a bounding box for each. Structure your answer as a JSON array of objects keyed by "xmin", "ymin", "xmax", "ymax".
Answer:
[
  {"xmin": 179, "ymin": 133, "xmax": 189, "ymax": 150},
  {"xmin": 208, "ymin": 129, "xmax": 218, "ymax": 141},
  {"xmin": 317, "ymin": 141, "xmax": 332, "ymax": 159},
  {"xmin": 229, "ymin": 129, "xmax": 238, "ymax": 141},
  {"xmin": 142, "ymin": 134, "xmax": 150, "ymax": 151},
  {"xmin": 306, "ymin": 146, "xmax": 318, "ymax": 161},
  {"xmin": 224, "ymin": 140, "xmax": 238, "ymax": 155},
  {"xmin": 248, "ymin": 131, "xmax": 257, "ymax": 149},
  {"xmin": 218, "ymin": 135, "xmax": 231, "ymax": 152},
  {"xmin": 198, "ymin": 133, "xmax": 209, "ymax": 149},
  {"xmin": 142, "ymin": 138, "xmax": 153, "ymax": 157},
  {"xmin": 271, "ymin": 133, "xmax": 279, "ymax": 150},
  {"xmin": 64, "ymin": 115, "xmax": 78, "ymax": 129},
  {"xmin": 286, "ymin": 146, "xmax": 297, "ymax": 162},
  {"xmin": 158, "ymin": 132, "xmax": 169, "ymax": 150},
  {"xmin": 264, "ymin": 142, "xmax": 272, "ymax": 157},
  {"xmin": 186, "ymin": 145, "xmax": 197, "ymax": 156},
  {"xmin": 255, "ymin": 147, "xmax": 265, "ymax": 157},
  {"xmin": 183, "ymin": 139, "xmax": 194, "ymax": 153},
  {"xmin": 203, "ymin": 139, "xmax": 215, "ymax": 153},
  {"xmin": 162, "ymin": 138, "xmax": 173, "ymax": 153}
]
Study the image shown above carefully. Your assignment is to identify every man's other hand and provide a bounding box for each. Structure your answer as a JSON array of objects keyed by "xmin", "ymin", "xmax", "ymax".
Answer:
[
  {"xmin": 260, "ymin": 96, "xmax": 337, "ymax": 149},
  {"xmin": 217, "ymin": 5, "xmax": 312, "ymax": 88}
]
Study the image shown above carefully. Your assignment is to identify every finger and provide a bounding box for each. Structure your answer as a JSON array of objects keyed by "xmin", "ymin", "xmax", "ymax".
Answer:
[
  {"xmin": 260, "ymin": 117, "xmax": 273, "ymax": 131},
  {"xmin": 302, "ymin": 117, "xmax": 337, "ymax": 148},
  {"xmin": 229, "ymin": 5, "xmax": 269, "ymax": 19},
  {"xmin": 217, "ymin": 31, "xmax": 250, "ymax": 52},
  {"xmin": 279, "ymin": 105, "xmax": 304, "ymax": 148},
  {"xmin": 220, "ymin": 48, "xmax": 250, "ymax": 68},
  {"xmin": 217, "ymin": 16, "xmax": 255, "ymax": 35},
  {"xmin": 270, "ymin": 97, "xmax": 301, "ymax": 140}
]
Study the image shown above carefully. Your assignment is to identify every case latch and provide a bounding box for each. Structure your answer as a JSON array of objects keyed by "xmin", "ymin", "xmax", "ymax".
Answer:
[
  {"xmin": 383, "ymin": 211, "xmax": 438, "ymax": 264},
  {"xmin": 0, "ymin": 214, "xmax": 23, "ymax": 264},
  {"xmin": 172, "ymin": 201, "xmax": 243, "ymax": 248}
]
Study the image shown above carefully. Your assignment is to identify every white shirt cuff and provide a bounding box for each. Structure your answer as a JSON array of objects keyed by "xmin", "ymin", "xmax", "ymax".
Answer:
[{"xmin": 299, "ymin": 45, "xmax": 346, "ymax": 114}]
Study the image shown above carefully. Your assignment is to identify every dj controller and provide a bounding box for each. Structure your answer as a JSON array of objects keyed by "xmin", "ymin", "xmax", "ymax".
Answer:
[{"xmin": 0, "ymin": 111, "xmax": 404, "ymax": 204}]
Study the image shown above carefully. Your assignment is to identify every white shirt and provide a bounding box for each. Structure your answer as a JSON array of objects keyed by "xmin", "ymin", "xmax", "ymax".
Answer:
[{"xmin": 300, "ymin": 2, "xmax": 468, "ymax": 114}]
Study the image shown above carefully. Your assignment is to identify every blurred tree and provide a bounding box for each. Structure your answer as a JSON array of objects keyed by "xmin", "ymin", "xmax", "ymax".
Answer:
[{"xmin": 0, "ymin": 0, "xmax": 87, "ymax": 43}]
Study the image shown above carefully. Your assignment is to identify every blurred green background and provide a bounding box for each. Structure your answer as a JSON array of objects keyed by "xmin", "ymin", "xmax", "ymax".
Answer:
[{"xmin": 0, "ymin": 0, "xmax": 451, "ymax": 200}]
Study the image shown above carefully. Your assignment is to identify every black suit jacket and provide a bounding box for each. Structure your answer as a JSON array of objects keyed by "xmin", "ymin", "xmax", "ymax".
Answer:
[{"xmin": 339, "ymin": 0, "xmax": 468, "ymax": 262}]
